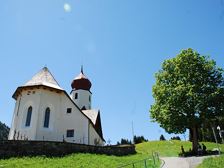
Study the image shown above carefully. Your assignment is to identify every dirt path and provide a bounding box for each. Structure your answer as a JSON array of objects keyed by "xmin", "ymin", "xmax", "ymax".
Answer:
[
  {"xmin": 161, "ymin": 156, "xmax": 214, "ymax": 168},
  {"xmin": 161, "ymin": 157, "xmax": 189, "ymax": 168}
]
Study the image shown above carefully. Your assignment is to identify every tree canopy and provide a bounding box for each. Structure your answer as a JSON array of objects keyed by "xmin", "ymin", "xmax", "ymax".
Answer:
[
  {"xmin": 0, "ymin": 121, "xmax": 9, "ymax": 140},
  {"xmin": 150, "ymin": 48, "xmax": 224, "ymax": 153},
  {"xmin": 133, "ymin": 135, "xmax": 148, "ymax": 144}
]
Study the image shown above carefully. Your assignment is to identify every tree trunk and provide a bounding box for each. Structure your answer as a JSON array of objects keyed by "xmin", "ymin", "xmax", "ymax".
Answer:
[{"xmin": 192, "ymin": 126, "xmax": 198, "ymax": 154}]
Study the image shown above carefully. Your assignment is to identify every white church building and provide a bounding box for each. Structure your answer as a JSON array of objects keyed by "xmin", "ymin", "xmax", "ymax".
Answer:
[{"xmin": 8, "ymin": 67, "xmax": 104, "ymax": 146}]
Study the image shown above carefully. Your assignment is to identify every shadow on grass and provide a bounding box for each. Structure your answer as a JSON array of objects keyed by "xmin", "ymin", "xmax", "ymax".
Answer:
[{"xmin": 179, "ymin": 150, "xmax": 221, "ymax": 157}]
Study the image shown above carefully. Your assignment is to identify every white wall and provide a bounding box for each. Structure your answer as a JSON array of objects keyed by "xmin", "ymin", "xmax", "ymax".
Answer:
[
  {"xmin": 89, "ymin": 123, "xmax": 104, "ymax": 146},
  {"xmin": 8, "ymin": 89, "xmax": 41, "ymax": 140},
  {"xmin": 9, "ymin": 87, "xmax": 103, "ymax": 146},
  {"xmin": 9, "ymin": 88, "xmax": 90, "ymax": 144}
]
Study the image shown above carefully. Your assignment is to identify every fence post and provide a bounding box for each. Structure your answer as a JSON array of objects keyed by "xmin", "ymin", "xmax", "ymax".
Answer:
[
  {"xmin": 152, "ymin": 152, "xmax": 155, "ymax": 165},
  {"xmin": 156, "ymin": 152, "xmax": 160, "ymax": 162}
]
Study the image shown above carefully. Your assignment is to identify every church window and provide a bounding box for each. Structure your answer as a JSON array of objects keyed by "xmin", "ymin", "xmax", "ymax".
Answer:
[
  {"xmin": 25, "ymin": 106, "xmax": 32, "ymax": 127},
  {"xmin": 81, "ymin": 106, "xmax": 86, "ymax": 110},
  {"xmin": 75, "ymin": 93, "xmax": 78, "ymax": 99},
  {"xmin": 89, "ymin": 95, "xmax": 91, "ymax": 102},
  {"xmin": 44, "ymin": 107, "xmax": 50, "ymax": 128},
  {"xmin": 66, "ymin": 129, "xmax": 74, "ymax": 137},
  {"xmin": 67, "ymin": 108, "xmax": 72, "ymax": 113}
]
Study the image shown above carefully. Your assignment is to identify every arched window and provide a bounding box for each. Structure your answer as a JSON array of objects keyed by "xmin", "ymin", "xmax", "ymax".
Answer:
[
  {"xmin": 44, "ymin": 107, "xmax": 50, "ymax": 128},
  {"xmin": 75, "ymin": 93, "xmax": 78, "ymax": 99},
  {"xmin": 25, "ymin": 106, "xmax": 32, "ymax": 127}
]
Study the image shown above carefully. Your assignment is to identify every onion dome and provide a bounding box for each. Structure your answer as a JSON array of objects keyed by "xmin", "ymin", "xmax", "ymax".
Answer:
[{"xmin": 71, "ymin": 66, "xmax": 92, "ymax": 91}]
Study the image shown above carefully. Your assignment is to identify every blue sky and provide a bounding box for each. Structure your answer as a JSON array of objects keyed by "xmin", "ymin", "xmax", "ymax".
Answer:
[{"xmin": 0, "ymin": 0, "xmax": 224, "ymax": 144}]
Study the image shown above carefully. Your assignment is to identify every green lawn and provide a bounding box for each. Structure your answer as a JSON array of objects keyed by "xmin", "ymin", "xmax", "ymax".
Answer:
[
  {"xmin": 0, "ymin": 143, "xmax": 160, "ymax": 168},
  {"xmin": 197, "ymin": 155, "xmax": 224, "ymax": 168},
  {"xmin": 1, "ymin": 140, "xmax": 223, "ymax": 167},
  {"xmin": 136, "ymin": 140, "xmax": 224, "ymax": 157},
  {"xmin": 0, "ymin": 153, "xmax": 159, "ymax": 168}
]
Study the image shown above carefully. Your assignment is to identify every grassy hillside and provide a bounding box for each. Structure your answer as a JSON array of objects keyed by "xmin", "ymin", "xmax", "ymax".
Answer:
[
  {"xmin": 0, "ymin": 143, "xmax": 160, "ymax": 168},
  {"xmin": 136, "ymin": 140, "xmax": 224, "ymax": 157},
  {"xmin": 0, "ymin": 153, "xmax": 159, "ymax": 168},
  {"xmin": 0, "ymin": 140, "xmax": 223, "ymax": 167},
  {"xmin": 197, "ymin": 155, "xmax": 224, "ymax": 168}
]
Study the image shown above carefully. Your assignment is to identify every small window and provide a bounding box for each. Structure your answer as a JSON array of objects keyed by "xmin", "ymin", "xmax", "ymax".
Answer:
[
  {"xmin": 89, "ymin": 95, "xmax": 91, "ymax": 102},
  {"xmin": 44, "ymin": 107, "xmax": 50, "ymax": 128},
  {"xmin": 66, "ymin": 129, "xmax": 74, "ymax": 137},
  {"xmin": 67, "ymin": 108, "xmax": 72, "ymax": 113},
  {"xmin": 75, "ymin": 93, "xmax": 78, "ymax": 99},
  {"xmin": 25, "ymin": 106, "xmax": 32, "ymax": 127}
]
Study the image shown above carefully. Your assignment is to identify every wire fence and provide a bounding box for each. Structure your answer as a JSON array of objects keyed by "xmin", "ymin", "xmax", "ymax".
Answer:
[{"xmin": 117, "ymin": 152, "xmax": 160, "ymax": 168}]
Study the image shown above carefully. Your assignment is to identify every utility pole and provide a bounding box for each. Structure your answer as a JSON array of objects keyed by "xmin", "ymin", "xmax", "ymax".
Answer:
[
  {"xmin": 211, "ymin": 126, "xmax": 220, "ymax": 155},
  {"xmin": 132, "ymin": 121, "xmax": 134, "ymax": 144}
]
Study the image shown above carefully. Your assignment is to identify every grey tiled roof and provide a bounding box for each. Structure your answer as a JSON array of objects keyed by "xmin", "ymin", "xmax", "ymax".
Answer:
[
  {"xmin": 24, "ymin": 67, "xmax": 63, "ymax": 90},
  {"xmin": 82, "ymin": 109, "xmax": 99, "ymax": 125}
]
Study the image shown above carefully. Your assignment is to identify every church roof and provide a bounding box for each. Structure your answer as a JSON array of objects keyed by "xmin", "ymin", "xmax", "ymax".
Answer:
[
  {"xmin": 82, "ymin": 109, "xmax": 99, "ymax": 124},
  {"xmin": 12, "ymin": 67, "xmax": 64, "ymax": 100},
  {"xmin": 71, "ymin": 67, "xmax": 92, "ymax": 91},
  {"xmin": 82, "ymin": 109, "xmax": 104, "ymax": 141},
  {"xmin": 24, "ymin": 67, "xmax": 63, "ymax": 90}
]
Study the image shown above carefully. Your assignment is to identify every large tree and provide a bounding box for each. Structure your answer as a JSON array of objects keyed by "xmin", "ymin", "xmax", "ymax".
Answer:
[{"xmin": 150, "ymin": 48, "xmax": 224, "ymax": 153}]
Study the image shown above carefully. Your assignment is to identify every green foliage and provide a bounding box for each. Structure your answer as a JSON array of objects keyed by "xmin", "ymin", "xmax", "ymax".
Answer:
[
  {"xmin": 150, "ymin": 48, "xmax": 224, "ymax": 152},
  {"xmin": 0, "ymin": 121, "xmax": 10, "ymax": 140},
  {"xmin": 117, "ymin": 138, "xmax": 132, "ymax": 145},
  {"xmin": 170, "ymin": 136, "xmax": 181, "ymax": 140},
  {"xmin": 197, "ymin": 120, "xmax": 224, "ymax": 143},
  {"xmin": 197, "ymin": 155, "xmax": 224, "ymax": 168},
  {"xmin": 159, "ymin": 134, "xmax": 166, "ymax": 141},
  {"xmin": 133, "ymin": 135, "xmax": 148, "ymax": 144}
]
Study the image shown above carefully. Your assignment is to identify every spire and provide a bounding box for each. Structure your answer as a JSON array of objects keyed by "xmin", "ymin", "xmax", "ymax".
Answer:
[
  {"xmin": 81, "ymin": 65, "xmax": 83, "ymax": 74},
  {"xmin": 71, "ymin": 66, "xmax": 92, "ymax": 90}
]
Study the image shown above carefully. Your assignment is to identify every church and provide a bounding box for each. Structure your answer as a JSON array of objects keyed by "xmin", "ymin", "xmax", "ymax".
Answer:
[{"xmin": 8, "ymin": 67, "xmax": 104, "ymax": 146}]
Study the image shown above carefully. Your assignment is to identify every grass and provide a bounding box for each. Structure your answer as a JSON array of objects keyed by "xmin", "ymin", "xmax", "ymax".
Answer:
[
  {"xmin": 0, "ymin": 143, "xmax": 160, "ymax": 168},
  {"xmin": 1, "ymin": 140, "xmax": 223, "ymax": 167},
  {"xmin": 0, "ymin": 153, "xmax": 159, "ymax": 168},
  {"xmin": 136, "ymin": 140, "xmax": 224, "ymax": 157},
  {"xmin": 197, "ymin": 155, "xmax": 224, "ymax": 168}
]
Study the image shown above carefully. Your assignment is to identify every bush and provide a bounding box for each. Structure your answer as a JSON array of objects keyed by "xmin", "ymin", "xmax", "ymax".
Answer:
[
  {"xmin": 159, "ymin": 135, "xmax": 166, "ymax": 141},
  {"xmin": 133, "ymin": 135, "xmax": 148, "ymax": 144},
  {"xmin": 170, "ymin": 136, "xmax": 181, "ymax": 140},
  {"xmin": 117, "ymin": 138, "xmax": 132, "ymax": 145}
]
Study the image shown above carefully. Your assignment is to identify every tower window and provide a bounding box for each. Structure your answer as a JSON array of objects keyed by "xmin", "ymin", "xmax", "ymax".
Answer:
[
  {"xmin": 67, "ymin": 108, "xmax": 72, "ymax": 113},
  {"xmin": 75, "ymin": 93, "xmax": 78, "ymax": 99},
  {"xmin": 25, "ymin": 106, "xmax": 32, "ymax": 127},
  {"xmin": 66, "ymin": 129, "xmax": 74, "ymax": 137},
  {"xmin": 89, "ymin": 95, "xmax": 91, "ymax": 102},
  {"xmin": 44, "ymin": 107, "xmax": 50, "ymax": 128}
]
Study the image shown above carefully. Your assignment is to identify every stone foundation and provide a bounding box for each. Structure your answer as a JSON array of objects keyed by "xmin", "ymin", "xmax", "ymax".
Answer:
[{"xmin": 0, "ymin": 140, "xmax": 136, "ymax": 159}]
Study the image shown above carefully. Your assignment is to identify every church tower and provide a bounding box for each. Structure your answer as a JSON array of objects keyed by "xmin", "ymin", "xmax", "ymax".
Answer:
[{"xmin": 70, "ymin": 67, "xmax": 92, "ymax": 110}]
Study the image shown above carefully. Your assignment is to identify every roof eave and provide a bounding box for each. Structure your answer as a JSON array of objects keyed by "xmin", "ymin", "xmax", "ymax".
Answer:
[{"xmin": 12, "ymin": 85, "xmax": 64, "ymax": 100}]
